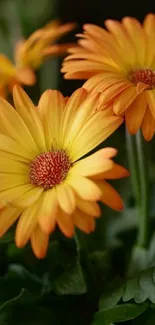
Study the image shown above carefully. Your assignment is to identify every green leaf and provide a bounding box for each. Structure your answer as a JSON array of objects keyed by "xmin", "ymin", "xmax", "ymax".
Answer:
[
  {"xmin": 123, "ymin": 267, "xmax": 155, "ymax": 303},
  {"xmin": 99, "ymin": 285, "xmax": 123, "ymax": 310},
  {"xmin": 92, "ymin": 303, "xmax": 148, "ymax": 325},
  {"xmin": 52, "ymin": 258, "xmax": 87, "ymax": 295}
]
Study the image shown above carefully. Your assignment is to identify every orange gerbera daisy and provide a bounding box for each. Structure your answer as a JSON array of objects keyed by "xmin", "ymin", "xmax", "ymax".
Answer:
[
  {"xmin": 0, "ymin": 86, "xmax": 128, "ymax": 258},
  {"xmin": 0, "ymin": 21, "xmax": 75, "ymax": 98},
  {"xmin": 62, "ymin": 13, "xmax": 155, "ymax": 140},
  {"xmin": 15, "ymin": 21, "xmax": 75, "ymax": 70}
]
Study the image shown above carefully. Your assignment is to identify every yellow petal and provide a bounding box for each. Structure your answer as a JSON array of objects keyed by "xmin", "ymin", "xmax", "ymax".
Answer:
[
  {"xmin": 0, "ymin": 134, "xmax": 35, "ymax": 161},
  {"xmin": 60, "ymin": 88, "xmax": 87, "ymax": 145},
  {"xmin": 0, "ymin": 158, "xmax": 28, "ymax": 174},
  {"xmin": 0, "ymin": 98, "xmax": 39, "ymax": 153},
  {"xmin": 141, "ymin": 106, "xmax": 155, "ymax": 141},
  {"xmin": 56, "ymin": 183, "xmax": 76, "ymax": 214},
  {"xmin": 73, "ymin": 209, "xmax": 96, "ymax": 233},
  {"xmin": 0, "ymin": 184, "xmax": 36, "ymax": 208},
  {"xmin": 13, "ymin": 85, "xmax": 46, "ymax": 152},
  {"xmin": 100, "ymin": 147, "xmax": 118, "ymax": 158},
  {"xmin": 13, "ymin": 186, "xmax": 43, "ymax": 208},
  {"xmin": 97, "ymin": 180, "xmax": 124, "ymax": 211},
  {"xmin": 125, "ymin": 93, "xmax": 147, "ymax": 134},
  {"xmin": 67, "ymin": 173, "xmax": 102, "ymax": 201},
  {"xmin": 76, "ymin": 195, "xmax": 101, "ymax": 217},
  {"xmin": 38, "ymin": 89, "xmax": 65, "ymax": 149},
  {"xmin": 15, "ymin": 199, "xmax": 40, "ymax": 247},
  {"xmin": 0, "ymin": 173, "xmax": 29, "ymax": 191},
  {"xmin": 31, "ymin": 226, "xmax": 49, "ymax": 259},
  {"xmin": 122, "ymin": 17, "xmax": 146, "ymax": 65},
  {"xmin": 113, "ymin": 86, "xmax": 137, "ymax": 115},
  {"xmin": 56, "ymin": 208, "xmax": 74, "ymax": 237},
  {"xmin": 38, "ymin": 189, "xmax": 58, "ymax": 234},
  {"xmin": 64, "ymin": 92, "xmax": 100, "ymax": 148},
  {"xmin": 72, "ymin": 149, "xmax": 114, "ymax": 176},
  {"xmin": 69, "ymin": 115, "xmax": 123, "ymax": 161},
  {"xmin": 0, "ymin": 205, "xmax": 21, "ymax": 237}
]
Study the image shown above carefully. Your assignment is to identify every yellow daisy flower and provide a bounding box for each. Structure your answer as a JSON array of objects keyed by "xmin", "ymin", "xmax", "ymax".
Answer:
[
  {"xmin": 0, "ymin": 21, "xmax": 75, "ymax": 98},
  {"xmin": 0, "ymin": 86, "xmax": 127, "ymax": 258},
  {"xmin": 62, "ymin": 13, "xmax": 155, "ymax": 140}
]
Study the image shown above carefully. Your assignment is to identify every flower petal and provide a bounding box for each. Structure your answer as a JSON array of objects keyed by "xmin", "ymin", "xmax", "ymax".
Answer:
[
  {"xmin": 113, "ymin": 86, "xmax": 137, "ymax": 115},
  {"xmin": 31, "ymin": 225, "xmax": 49, "ymax": 259},
  {"xmin": 38, "ymin": 188, "xmax": 58, "ymax": 234},
  {"xmin": 0, "ymin": 205, "xmax": 21, "ymax": 237},
  {"xmin": 0, "ymin": 98, "xmax": 38, "ymax": 153},
  {"xmin": 69, "ymin": 115, "xmax": 123, "ymax": 161},
  {"xmin": 60, "ymin": 88, "xmax": 87, "ymax": 145},
  {"xmin": 72, "ymin": 149, "xmax": 114, "ymax": 176},
  {"xmin": 146, "ymin": 90, "xmax": 155, "ymax": 119},
  {"xmin": 0, "ymin": 173, "xmax": 29, "ymax": 191},
  {"xmin": 15, "ymin": 199, "xmax": 40, "ymax": 247},
  {"xmin": 56, "ymin": 208, "xmax": 74, "ymax": 237},
  {"xmin": 67, "ymin": 173, "xmax": 102, "ymax": 201},
  {"xmin": 38, "ymin": 89, "xmax": 65, "ymax": 149},
  {"xmin": 125, "ymin": 93, "xmax": 147, "ymax": 134},
  {"xmin": 76, "ymin": 195, "xmax": 101, "ymax": 217},
  {"xmin": 0, "ymin": 134, "xmax": 35, "ymax": 161},
  {"xmin": 56, "ymin": 183, "xmax": 76, "ymax": 215},
  {"xmin": 73, "ymin": 209, "xmax": 96, "ymax": 233},
  {"xmin": 141, "ymin": 106, "xmax": 155, "ymax": 141},
  {"xmin": 97, "ymin": 180, "xmax": 124, "ymax": 211},
  {"xmin": 13, "ymin": 85, "xmax": 46, "ymax": 152}
]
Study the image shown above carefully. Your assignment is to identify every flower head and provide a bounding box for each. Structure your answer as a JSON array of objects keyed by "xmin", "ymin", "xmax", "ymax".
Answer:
[
  {"xmin": 15, "ymin": 21, "xmax": 76, "ymax": 70},
  {"xmin": 0, "ymin": 21, "xmax": 75, "ymax": 98},
  {"xmin": 0, "ymin": 86, "xmax": 127, "ymax": 258},
  {"xmin": 62, "ymin": 14, "xmax": 155, "ymax": 140}
]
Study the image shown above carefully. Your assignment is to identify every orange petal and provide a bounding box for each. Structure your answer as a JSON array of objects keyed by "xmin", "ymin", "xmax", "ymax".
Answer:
[
  {"xmin": 56, "ymin": 208, "xmax": 74, "ymax": 238},
  {"xmin": 113, "ymin": 86, "xmax": 137, "ymax": 115},
  {"xmin": 141, "ymin": 106, "xmax": 155, "ymax": 141},
  {"xmin": 76, "ymin": 195, "xmax": 101, "ymax": 217},
  {"xmin": 125, "ymin": 93, "xmax": 147, "ymax": 134},
  {"xmin": 15, "ymin": 200, "xmax": 39, "ymax": 247},
  {"xmin": 97, "ymin": 180, "xmax": 124, "ymax": 211},
  {"xmin": 73, "ymin": 209, "xmax": 96, "ymax": 233},
  {"xmin": 92, "ymin": 163, "xmax": 129, "ymax": 180},
  {"xmin": 146, "ymin": 90, "xmax": 155, "ymax": 119},
  {"xmin": 31, "ymin": 226, "xmax": 49, "ymax": 259},
  {"xmin": 38, "ymin": 189, "xmax": 58, "ymax": 234},
  {"xmin": 99, "ymin": 81, "xmax": 131, "ymax": 107}
]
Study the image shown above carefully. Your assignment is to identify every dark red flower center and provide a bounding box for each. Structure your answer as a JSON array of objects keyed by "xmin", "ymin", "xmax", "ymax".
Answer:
[
  {"xmin": 29, "ymin": 150, "xmax": 71, "ymax": 190},
  {"xmin": 130, "ymin": 68, "xmax": 155, "ymax": 88}
]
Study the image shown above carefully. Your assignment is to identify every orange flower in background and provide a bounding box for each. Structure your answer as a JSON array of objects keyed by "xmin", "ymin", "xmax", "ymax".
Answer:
[
  {"xmin": 15, "ymin": 21, "xmax": 76, "ymax": 70},
  {"xmin": 0, "ymin": 21, "xmax": 75, "ymax": 98},
  {"xmin": 62, "ymin": 13, "xmax": 155, "ymax": 141},
  {"xmin": 0, "ymin": 86, "xmax": 128, "ymax": 258},
  {"xmin": 0, "ymin": 54, "xmax": 35, "ymax": 98}
]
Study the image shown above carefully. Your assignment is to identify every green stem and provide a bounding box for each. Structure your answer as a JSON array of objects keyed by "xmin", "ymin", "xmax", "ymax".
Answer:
[
  {"xmin": 136, "ymin": 130, "xmax": 149, "ymax": 248},
  {"xmin": 126, "ymin": 128, "xmax": 149, "ymax": 248},
  {"xmin": 125, "ymin": 128, "xmax": 141, "ymax": 206}
]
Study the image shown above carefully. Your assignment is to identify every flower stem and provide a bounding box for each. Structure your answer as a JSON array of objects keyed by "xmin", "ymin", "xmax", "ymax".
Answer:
[
  {"xmin": 136, "ymin": 130, "xmax": 149, "ymax": 248},
  {"xmin": 125, "ymin": 128, "xmax": 141, "ymax": 207},
  {"xmin": 126, "ymin": 128, "xmax": 149, "ymax": 248}
]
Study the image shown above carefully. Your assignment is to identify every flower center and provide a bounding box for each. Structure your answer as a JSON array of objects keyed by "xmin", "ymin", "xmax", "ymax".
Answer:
[
  {"xmin": 130, "ymin": 68, "xmax": 155, "ymax": 89},
  {"xmin": 29, "ymin": 150, "xmax": 71, "ymax": 190}
]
